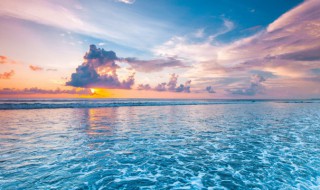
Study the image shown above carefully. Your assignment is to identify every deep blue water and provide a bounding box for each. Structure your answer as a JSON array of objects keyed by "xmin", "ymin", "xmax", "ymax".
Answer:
[{"xmin": 0, "ymin": 99, "xmax": 320, "ymax": 189}]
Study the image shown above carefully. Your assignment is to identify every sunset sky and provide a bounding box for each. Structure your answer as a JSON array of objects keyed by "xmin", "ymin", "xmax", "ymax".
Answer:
[{"xmin": 0, "ymin": 0, "xmax": 319, "ymax": 99}]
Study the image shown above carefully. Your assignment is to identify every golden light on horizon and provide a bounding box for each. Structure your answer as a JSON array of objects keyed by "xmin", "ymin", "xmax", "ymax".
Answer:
[{"xmin": 80, "ymin": 88, "xmax": 113, "ymax": 98}]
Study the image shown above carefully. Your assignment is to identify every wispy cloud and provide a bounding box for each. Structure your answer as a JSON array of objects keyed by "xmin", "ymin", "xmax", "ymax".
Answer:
[
  {"xmin": 153, "ymin": 0, "xmax": 320, "ymax": 96},
  {"xmin": 0, "ymin": 87, "xmax": 90, "ymax": 95},
  {"xmin": 0, "ymin": 55, "xmax": 8, "ymax": 64},
  {"xmin": 0, "ymin": 0, "xmax": 171, "ymax": 49},
  {"xmin": 0, "ymin": 70, "xmax": 15, "ymax": 79},
  {"xmin": 29, "ymin": 65, "xmax": 43, "ymax": 71},
  {"xmin": 117, "ymin": 0, "xmax": 135, "ymax": 4},
  {"xmin": 122, "ymin": 57, "xmax": 189, "ymax": 72},
  {"xmin": 0, "ymin": 55, "xmax": 17, "ymax": 64},
  {"xmin": 194, "ymin": 28, "xmax": 205, "ymax": 38},
  {"xmin": 0, "ymin": 0, "xmax": 101, "ymax": 37}
]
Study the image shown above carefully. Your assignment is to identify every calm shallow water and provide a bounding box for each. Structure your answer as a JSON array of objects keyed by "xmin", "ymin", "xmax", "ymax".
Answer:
[{"xmin": 1, "ymin": 101, "xmax": 320, "ymax": 189}]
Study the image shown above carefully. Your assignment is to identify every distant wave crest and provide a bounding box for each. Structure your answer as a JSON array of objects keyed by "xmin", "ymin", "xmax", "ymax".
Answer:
[{"xmin": 0, "ymin": 99, "xmax": 318, "ymax": 110}]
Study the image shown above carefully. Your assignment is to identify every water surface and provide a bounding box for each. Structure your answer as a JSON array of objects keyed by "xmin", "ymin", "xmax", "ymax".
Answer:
[{"xmin": 0, "ymin": 100, "xmax": 320, "ymax": 189}]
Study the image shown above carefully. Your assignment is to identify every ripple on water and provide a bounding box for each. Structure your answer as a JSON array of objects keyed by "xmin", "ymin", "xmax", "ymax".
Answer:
[{"xmin": 0, "ymin": 102, "xmax": 320, "ymax": 189}]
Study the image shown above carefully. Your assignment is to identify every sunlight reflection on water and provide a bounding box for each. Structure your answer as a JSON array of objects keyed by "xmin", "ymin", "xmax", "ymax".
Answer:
[{"xmin": 1, "ymin": 102, "xmax": 320, "ymax": 189}]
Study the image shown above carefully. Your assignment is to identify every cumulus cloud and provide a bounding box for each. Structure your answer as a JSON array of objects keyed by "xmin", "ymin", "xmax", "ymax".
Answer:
[
  {"xmin": 122, "ymin": 57, "xmax": 188, "ymax": 72},
  {"xmin": 0, "ymin": 87, "xmax": 90, "ymax": 95},
  {"xmin": 0, "ymin": 70, "xmax": 14, "ymax": 79},
  {"xmin": 66, "ymin": 44, "xmax": 135, "ymax": 89},
  {"xmin": 167, "ymin": 73, "xmax": 178, "ymax": 91},
  {"xmin": 227, "ymin": 75, "xmax": 266, "ymax": 96},
  {"xmin": 206, "ymin": 86, "xmax": 216, "ymax": 93},
  {"xmin": 137, "ymin": 84, "xmax": 151, "ymax": 90},
  {"xmin": 175, "ymin": 80, "xmax": 191, "ymax": 93},
  {"xmin": 154, "ymin": 74, "xmax": 192, "ymax": 93},
  {"xmin": 29, "ymin": 65, "xmax": 43, "ymax": 71},
  {"xmin": 154, "ymin": 83, "xmax": 167, "ymax": 91}
]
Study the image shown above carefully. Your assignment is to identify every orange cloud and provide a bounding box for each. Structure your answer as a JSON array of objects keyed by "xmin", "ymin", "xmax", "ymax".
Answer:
[
  {"xmin": 0, "ymin": 55, "xmax": 7, "ymax": 64},
  {"xmin": 0, "ymin": 87, "xmax": 90, "ymax": 95},
  {"xmin": 0, "ymin": 70, "xmax": 15, "ymax": 79},
  {"xmin": 29, "ymin": 65, "xmax": 43, "ymax": 71},
  {"xmin": 0, "ymin": 55, "xmax": 17, "ymax": 64}
]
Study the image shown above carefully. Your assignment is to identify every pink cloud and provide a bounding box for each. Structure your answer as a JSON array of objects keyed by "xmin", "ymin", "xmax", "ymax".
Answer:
[
  {"xmin": 153, "ymin": 0, "xmax": 320, "ymax": 97},
  {"xmin": 29, "ymin": 65, "xmax": 43, "ymax": 71},
  {"xmin": 0, "ymin": 70, "xmax": 15, "ymax": 79}
]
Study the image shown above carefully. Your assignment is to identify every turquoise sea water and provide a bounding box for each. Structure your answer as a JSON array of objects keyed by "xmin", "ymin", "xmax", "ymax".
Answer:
[{"xmin": 0, "ymin": 99, "xmax": 320, "ymax": 189}]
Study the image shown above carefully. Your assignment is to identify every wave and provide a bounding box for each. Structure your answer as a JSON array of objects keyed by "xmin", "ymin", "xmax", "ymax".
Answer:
[
  {"xmin": 0, "ymin": 99, "xmax": 318, "ymax": 110},
  {"xmin": 0, "ymin": 100, "xmax": 250, "ymax": 110}
]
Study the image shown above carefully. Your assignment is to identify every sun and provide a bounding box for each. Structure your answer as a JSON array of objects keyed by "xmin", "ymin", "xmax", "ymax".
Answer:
[{"xmin": 90, "ymin": 88, "xmax": 96, "ymax": 94}]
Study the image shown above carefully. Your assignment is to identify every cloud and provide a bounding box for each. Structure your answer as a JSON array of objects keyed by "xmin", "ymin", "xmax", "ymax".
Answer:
[
  {"xmin": 166, "ymin": 73, "xmax": 191, "ymax": 93},
  {"xmin": 98, "ymin": 42, "xmax": 106, "ymax": 46},
  {"xmin": 0, "ymin": 87, "xmax": 90, "ymax": 95},
  {"xmin": 227, "ymin": 75, "xmax": 266, "ymax": 96},
  {"xmin": 175, "ymin": 80, "xmax": 191, "ymax": 93},
  {"xmin": 0, "ymin": 55, "xmax": 17, "ymax": 64},
  {"xmin": 153, "ymin": 0, "xmax": 320, "ymax": 97},
  {"xmin": 66, "ymin": 44, "xmax": 135, "ymax": 89},
  {"xmin": 122, "ymin": 57, "xmax": 188, "ymax": 72},
  {"xmin": 29, "ymin": 65, "xmax": 57, "ymax": 72},
  {"xmin": 208, "ymin": 18, "xmax": 235, "ymax": 41},
  {"xmin": 311, "ymin": 68, "xmax": 320, "ymax": 75},
  {"xmin": 154, "ymin": 83, "xmax": 167, "ymax": 92},
  {"xmin": 0, "ymin": 70, "xmax": 14, "ymax": 79},
  {"xmin": 277, "ymin": 46, "xmax": 320, "ymax": 61},
  {"xmin": 167, "ymin": 73, "xmax": 178, "ymax": 91},
  {"xmin": 194, "ymin": 28, "xmax": 205, "ymax": 38},
  {"xmin": 206, "ymin": 86, "xmax": 215, "ymax": 93},
  {"xmin": 0, "ymin": 55, "xmax": 8, "ymax": 64},
  {"xmin": 241, "ymin": 25, "xmax": 262, "ymax": 33},
  {"xmin": 154, "ymin": 73, "xmax": 192, "ymax": 93},
  {"xmin": 117, "ymin": 0, "xmax": 135, "ymax": 4},
  {"xmin": 29, "ymin": 65, "xmax": 43, "ymax": 71},
  {"xmin": 0, "ymin": 0, "xmax": 172, "ymax": 50},
  {"xmin": 137, "ymin": 84, "xmax": 151, "ymax": 90}
]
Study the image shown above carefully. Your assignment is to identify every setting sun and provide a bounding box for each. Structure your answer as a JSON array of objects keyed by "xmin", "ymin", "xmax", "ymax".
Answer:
[{"xmin": 90, "ymin": 88, "xmax": 95, "ymax": 94}]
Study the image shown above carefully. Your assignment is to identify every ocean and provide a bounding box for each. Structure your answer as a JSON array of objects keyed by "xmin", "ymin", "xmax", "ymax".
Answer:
[{"xmin": 0, "ymin": 99, "xmax": 320, "ymax": 189}]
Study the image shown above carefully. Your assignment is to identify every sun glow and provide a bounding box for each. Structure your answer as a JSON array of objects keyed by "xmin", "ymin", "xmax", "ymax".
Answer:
[{"xmin": 80, "ymin": 88, "xmax": 113, "ymax": 98}]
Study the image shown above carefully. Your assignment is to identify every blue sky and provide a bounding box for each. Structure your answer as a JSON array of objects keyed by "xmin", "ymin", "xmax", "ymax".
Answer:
[{"xmin": 0, "ymin": 0, "xmax": 319, "ymax": 98}]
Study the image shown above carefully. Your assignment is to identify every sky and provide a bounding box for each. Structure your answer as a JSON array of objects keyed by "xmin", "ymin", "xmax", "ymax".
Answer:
[{"xmin": 0, "ymin": 0, "xmax": 319, "ymax": 99}]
